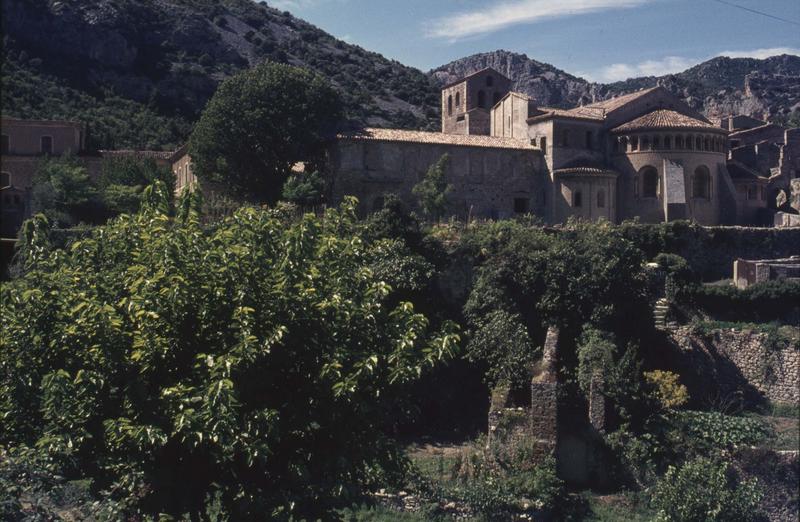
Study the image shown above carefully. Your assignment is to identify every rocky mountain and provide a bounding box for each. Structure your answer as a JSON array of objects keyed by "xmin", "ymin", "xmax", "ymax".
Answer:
[
  {"xmin": 1, "ymin": 0, "xmax": 440, "ymax": 149},
  {"xmin": 2, "ymin": 2, "xmax": 798, "ymax": 151},
  {"xmin": 431, "ymin": 50, "xmax": 800, "ymax": 123}
]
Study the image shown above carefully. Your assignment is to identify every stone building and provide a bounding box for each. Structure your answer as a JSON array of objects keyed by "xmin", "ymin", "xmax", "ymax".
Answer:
[
  {"xmin": 327, "ymin": 67, "xmax": 799, "ymax": 226},
  {"xmin": 0, "ymin": 117, "xmax": 174, "ymax": 238}
]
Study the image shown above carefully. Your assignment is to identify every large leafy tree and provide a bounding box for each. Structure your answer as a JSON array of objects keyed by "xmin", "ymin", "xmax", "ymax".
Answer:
[
  {"xmin": 189, "ymin": 61, "xmax": 344, "ymax": 202},
  {"xmin": 0, "ymin": 187, "xmax": 457, "ymax": 519}
]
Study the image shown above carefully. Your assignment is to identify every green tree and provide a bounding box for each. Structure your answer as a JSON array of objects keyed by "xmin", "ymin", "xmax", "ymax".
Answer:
[
  {"xmin": 30, "ymin": 154, "xmax": 99, "ymax": 227},
  {"xmin": 412, "ymin": 153, "xmax": 453, "ymax": 221},
  {"xmin": 0, "ymin": 189, "xmax": 458, "ymax": 520},
  {"xmin": 281, "ymin": 169, "xmax": 325, "ymax": 206},
  {"xmin": 99, "ymin": 156, "xmax": 175, "ymax": 216},
  {"xmin": 189, "ymin": 61, "xmax": 343, "ymax": 202}
]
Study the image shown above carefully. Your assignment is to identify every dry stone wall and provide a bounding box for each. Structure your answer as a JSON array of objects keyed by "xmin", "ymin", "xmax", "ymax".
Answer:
[{"xmin": 671, "ymin": 326, "xmax": 799, "ymax": 405}]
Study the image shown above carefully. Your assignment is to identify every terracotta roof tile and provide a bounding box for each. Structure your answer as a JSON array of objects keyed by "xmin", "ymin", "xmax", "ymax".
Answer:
[
  {"xmin": 528, "ymin": 107, "xmax": 604, "ymax": 123},
  {"xmin": 578, "ymin": 87, "xmax": 662, "ymax": 113},
  {"xmin": 338, "ymin": 128, "xmax": 536, "ymax": 150},
  {"xmin": 100, "ymin": 149, "xmax": 175, "ymax": 160},
  {"xmin": 612, "ymin": 109, "xmax": 722, "ymax": 132},
  {"xmin": 553, "ymin": 167, "xmax": 618, "ymax": 176}
]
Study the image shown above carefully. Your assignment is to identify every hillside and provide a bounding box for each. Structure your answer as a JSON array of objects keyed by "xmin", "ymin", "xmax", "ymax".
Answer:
[
  {"xmin": 431, "ymin": 50, "xmax": 800, "ymax": 122},
  {"xmin": 2, "ymin": 1, "xmax": 799, "ymax": 151},
  {"xmin": 1, "ymin": 0, "xmax": 441, "ymax": 149}
]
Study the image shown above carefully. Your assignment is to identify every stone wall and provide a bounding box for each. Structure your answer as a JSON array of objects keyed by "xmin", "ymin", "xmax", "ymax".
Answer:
[
  {"xmin": 671, "ymin": 325, "xmax": 799, "ymax": 406},
  {"xmin": 329, "ymin": 137, "xmax": 546, "ymax": 219},
  {"xmin": 734, "ymin": 448, "xmax": 799, "ymax": 522}
]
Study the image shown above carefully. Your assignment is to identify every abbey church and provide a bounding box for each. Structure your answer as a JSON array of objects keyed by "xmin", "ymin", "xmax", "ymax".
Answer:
[{"xmin": 331, "ymin": 67, "xmax": 799, "ymax": 225}]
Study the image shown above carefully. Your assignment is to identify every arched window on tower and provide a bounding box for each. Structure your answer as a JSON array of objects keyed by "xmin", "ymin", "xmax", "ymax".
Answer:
[
  {"xmin": 447, "ymin": 95, "xmax": 453, "ymax": 115},
  {"xmin": 455, "ymin": 92, "xmax": 461, "ymax": 107},
  {"xmin": 640, "ymin": 166, "xmax": 659, "ymax": 198},
  {"xmin": 478, "ymin": 90, "xmax": 486, "ymax": 109},
  {"xmin": 693, "ymin": 165, "xmax": 711, "ymax": 199}
]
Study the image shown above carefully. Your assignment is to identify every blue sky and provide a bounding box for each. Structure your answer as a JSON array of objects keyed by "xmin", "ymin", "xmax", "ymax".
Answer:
[{"xmin": 265, "ymin": 0, "xmax": 800, "ymax": 82}]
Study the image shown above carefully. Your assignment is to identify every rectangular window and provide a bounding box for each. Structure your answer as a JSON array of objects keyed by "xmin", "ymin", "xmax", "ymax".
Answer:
[
  {"xmin": 41, "ymin": 136, "xmax": 53, "ymax": 154},
  {"xmin": 513, "ymin": 197, "xmax": 529, "ymax": 214},
  {"xmin": 1, "ymin": 135, "xmax": 8, "ymax": 154}
]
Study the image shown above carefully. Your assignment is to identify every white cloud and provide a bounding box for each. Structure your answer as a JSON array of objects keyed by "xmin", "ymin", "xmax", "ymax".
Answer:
[
  {"xmin": 425, "ymin": 0, "xmax": 651, "ymax": 41},
  {"xmin": 587, "ymin": 47, "xmax": 800, "ymax": 82}
]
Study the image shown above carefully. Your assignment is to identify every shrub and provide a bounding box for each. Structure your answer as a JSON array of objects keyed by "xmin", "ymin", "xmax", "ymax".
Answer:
[
  {"xmin": 644, "ymin": 370, "xmax": 689, "ymax": 409},
  {"xmin": 412, "ymin": 153, "xmax": 452, "ymax": 221},
  {"xmin": 281, "ymin": 169, "xmax": 325, "ymax": 206},
  {"xmin": 652, "ymin": 457, "xmax": 763, "ymax": 522},
  {"xmin": 670, "ymin": 411, "xmax": 773, "ymax": 453}
]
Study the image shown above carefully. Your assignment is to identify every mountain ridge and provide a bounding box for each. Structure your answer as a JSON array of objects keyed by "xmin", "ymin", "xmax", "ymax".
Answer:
[{"xmin": 2, "ymin": 0, "xmax": 798, "ymax": 150}]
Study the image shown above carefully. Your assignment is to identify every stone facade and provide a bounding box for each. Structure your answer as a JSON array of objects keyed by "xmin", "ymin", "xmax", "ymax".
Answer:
[
  {"xmin": 441, "ymin": 68, "xmax": 511, "ymax": 136},
  {"xmin": 330, "ymin": 128, "xmax": 544, "ymax": 219},
  {"xmin": 672, "ymin": 325, "xmax": 799, "ymax": 406},
  {"xmin": 734, "ymin": 256, "xmax": 800, "ymax": 289}
]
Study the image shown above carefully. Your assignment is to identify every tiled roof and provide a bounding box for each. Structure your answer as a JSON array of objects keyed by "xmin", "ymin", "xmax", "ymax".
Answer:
[
  {"xmin": 728, "ymin": 123, "xmax": 782, "ymax": 138},
  {"xmin": 612, "ymin": 109, "xmax": 722, "ymax": 132},
  {"xmin": 578, "ymin": 87, "xmax": 662, "ymax": 113},
  {"xmin": 727, "ymin": 160, "xmax": 769, "ymax": 181},
  {"xmin": 553, "ymin": 167, "xmax": 618, "ymax": 176},
  {"xmin": 100, "ymin": 149, "xmax": 175, "ymax": 160},
  {"xmin": 528, "ymin": 107, "xmax": 605, "ymax": 123},
  {"xmin": 338, "ymin": 128, "xmax": 536, "ymax": 150}
]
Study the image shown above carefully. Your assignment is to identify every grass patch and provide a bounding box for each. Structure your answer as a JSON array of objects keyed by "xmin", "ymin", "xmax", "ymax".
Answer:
[
  {"xmin": 339, "ymin": 504, "xmax": 432, "ymax": 521},
  {"xmin": 583, "ymin": 492, "xmax": 656, "ymax": 521}
]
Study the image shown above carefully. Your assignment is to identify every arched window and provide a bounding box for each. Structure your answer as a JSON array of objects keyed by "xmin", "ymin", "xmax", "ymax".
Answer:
[
  {"xmin": 695, "ymin": 136, "xmax": 702, "ymax": 150},
  {"xmin": 693, "ymin": 165, "xmax": 711, "ymax": 199},
  {"xmin": 653, "ymin": 136, "xmax": 660, "ymax": 149},
  {"xmin": 585, "ymin": 130, "xmax": 593, "ymax": 149},
  {"xmin": 455, "ymin": 92, "xmax": 461, "ymax": 107},
  {"xmin": 704, "ymin": 137, "xmax": 710, "ymax": 151},
  {"xmin": 447, "ymin": 95, "xmax": 453, "ymax": 115},
  {"xmin": 0, "ymin": 171, "xmax": 10, "ymax": 188},
  {"xmin": 561, "ymin": 129, "xmax": 570, "ymax": 147},
  {"xmin": 597, "ymin": 190, "xmax": 606, "ymax": 208},
  {"xmin": 664, "ymin": 136, "xmax": 672, "ymax": 150},
  {"xmin": 477, "ymin": 90, "xmax": 486, "ymax": 108},
  {"xmin": 642, "ymin": 136, "xmax": 651, "ymax": 150},
  {"xmin": 675, "ymin": 136, "xmax": 684, "ymax": 149},
  {"xmin": 640, "ymin": 166, "xmax": 659, "ymax": 198},
  {"xmin": 631, "ymin": 136, "xmax": 639, "ymax": 151},
  {"xmin": 486, "ymin": 75, "xmax": 494, "ymax": 87},
  {"xmin": 573, "ymin": 190, "xmax": 583, "ymax": 207}
]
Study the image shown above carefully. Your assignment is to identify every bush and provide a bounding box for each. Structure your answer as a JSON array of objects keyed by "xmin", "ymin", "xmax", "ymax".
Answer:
[
  {"xmin": 644, "ymin": 370, "xmax": 689, "ymax": 409},
  {"xmin": 281, "ymin": 170, "xmax": 325, "ymax": 206},
  {"xmin": 677, "ymin": 280, "xmax": 800, "ymax": 322},
  {"xmin": 670, "ymin": 411, "xmax": 773, "ymax": 453},
  {"xmin": 652, "ymin": 457, "xmax": 763, "ymax": 522}
]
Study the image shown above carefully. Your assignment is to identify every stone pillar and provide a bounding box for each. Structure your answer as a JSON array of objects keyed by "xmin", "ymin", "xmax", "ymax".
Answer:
[
  {"xmin": 663, "ymin": 159, "xmax": 687, "ymax": 221},
  {"xmin": 588, "ymin": 371, "xmax": 607, "ymax": 434},
  {"xmin": 530, "ymin": 326, "xmax": 559, "ymax": 453}
]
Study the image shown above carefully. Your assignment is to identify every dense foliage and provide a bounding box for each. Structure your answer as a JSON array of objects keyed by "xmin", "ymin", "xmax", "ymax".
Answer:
[
  {"xmin": 412, "ymin": 154, "xmax": 453, "ymax": 221},
  {"xmin": 190, "ymin": 61, "xmax": 343, "ymax": 201},
  {"xmin": 0, "ymin": 191, "xmax": 458, "ymax": 519},
  {"xmin": 652, "ymin": 457, "xmax": 763, "ymax": 522}
]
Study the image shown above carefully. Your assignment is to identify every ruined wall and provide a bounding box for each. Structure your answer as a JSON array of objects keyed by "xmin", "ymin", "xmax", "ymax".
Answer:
[{"xmin": 671, "ymin": 326, "xmax": 799, "ymax": 406}]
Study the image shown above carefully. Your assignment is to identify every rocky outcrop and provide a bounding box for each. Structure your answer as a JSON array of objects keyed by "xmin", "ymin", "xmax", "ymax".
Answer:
[{"xmin": 431, "ymin": 51, "xmax": 800, "ymax": 121}]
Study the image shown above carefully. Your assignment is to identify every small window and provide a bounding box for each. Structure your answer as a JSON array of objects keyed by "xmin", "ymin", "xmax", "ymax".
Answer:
[
  {"xmin": 1, "ymin": 135, "xmax": 8, "ymax": 154},
  {"xmin": 642, "ymin": 136, "xmax": 650, "ymax": 150},
  {"xmin": 693, "ymin": 166, "xmax": 711, "ymax": 199},
  {"xmin": 0, "ymin": 172, "xmax": 10, "ymax": 187},
  {"xmin": 573, "ymin": 191, "xmax": 583, "ymax": 208},
  {"xmin": 456, "ymin": 114, "xmax": 465, "ymax": 122},
  {"xmin": 664, "ymin": 136, "xmax": 672, "ymax": 150},
  {"xmin": 514, "ymin": 197, "xmax": 529, "ymax": 214},
  {"xmin": 447, "ymin": 95, "xmax": 453, "ymax": 115},
  {"xmin": 676, "ymin": 136, "xmax": 684, "ymax": 149},
  {"xmin": 653, "ymin": 136, "xmax": 660, "ymax": 149},
  {"xmin": 585, "ymin": 130, "xmax": 592, "ymax": 149},
  {"xmin": 486, "ymin": 76, "xmax": 494, "ymax": 87},
  {"xmin": 695, "ymin": 136, "xmax": 702, "ymax": 150},
  {"xmin": 540, "ymin": 136, "xmax": 547, "ymax": 152},
  {"xmin": 41, "ymin": 136, "xmax": 53, "ymax": 154},
  {"xmin": 597, "ymin": 190, "xmax": 605, "ymax": 208},
  {"xmin": 455, "ymin": 92, "xmax": 461, "ymax": 107},
  {"xmin": 704, "ymin": 137, "xmax": 710, "ymax": 151},
  {"xmin": 631, "ymin": 136, "xmax": 639, "ymax": 151}
]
